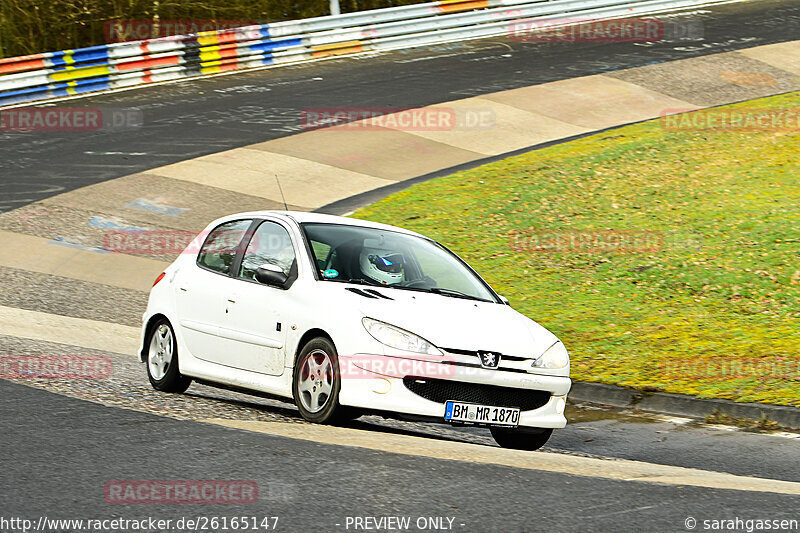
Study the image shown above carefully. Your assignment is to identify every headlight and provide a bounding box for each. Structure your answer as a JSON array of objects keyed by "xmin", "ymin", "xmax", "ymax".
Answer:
[
  {"xmin": 362, "ymin": 318, "xmax": 443, "ymax": 356},
  {"xmin": 532, "ymin": 340, "xmax": 569, "ymax": 370}
]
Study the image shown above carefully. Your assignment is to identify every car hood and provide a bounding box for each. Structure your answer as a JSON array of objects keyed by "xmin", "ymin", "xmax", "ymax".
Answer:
[{"xmin": 345, "ymin": 286, "xmax": 559, "ymax": 358}]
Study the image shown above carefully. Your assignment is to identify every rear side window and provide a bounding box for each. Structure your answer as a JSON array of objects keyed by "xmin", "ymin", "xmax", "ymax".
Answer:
[
  {"xmin": 197, "ymin": 219, "xmax": 252, "ymax": 275},
  {"xmin": 239, "ymin": 221, "xmax": 296, "ymax": 280}
]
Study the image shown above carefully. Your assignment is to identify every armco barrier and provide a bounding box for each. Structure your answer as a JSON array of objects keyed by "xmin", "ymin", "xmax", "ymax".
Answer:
[{"xmin": 0, "ymin": 0, "xmax": 723, "ymax": 107}]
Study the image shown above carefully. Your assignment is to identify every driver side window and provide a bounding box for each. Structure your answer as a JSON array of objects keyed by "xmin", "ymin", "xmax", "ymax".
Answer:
[{"xmin": 239, "ymin": 221, "xmax": 297, "ymax": 281}]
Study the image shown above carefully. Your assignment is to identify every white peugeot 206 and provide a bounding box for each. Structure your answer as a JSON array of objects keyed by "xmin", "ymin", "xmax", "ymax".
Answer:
[{"xmin": 140, "ymin": 211, "xmax": 571, "ymax": 450}]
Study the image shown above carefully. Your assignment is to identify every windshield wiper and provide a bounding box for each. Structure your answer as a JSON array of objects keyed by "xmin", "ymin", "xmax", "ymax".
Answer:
[
  {"xmin": 428, "ymin": 287, "xmax": 491, "ymax": 302},
  {"xmin": 343, "ymin": 278, "xmax": 381, "ymax": 286},
  {"xmin": 340, "ymin": 280, "xmax": 491, "ymax": 302}
]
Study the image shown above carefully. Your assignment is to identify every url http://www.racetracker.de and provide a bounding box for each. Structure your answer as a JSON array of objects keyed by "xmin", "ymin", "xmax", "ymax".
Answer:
[{"xmin": 0, "ymin": 516, "xmax": 280, "ymax": 532}]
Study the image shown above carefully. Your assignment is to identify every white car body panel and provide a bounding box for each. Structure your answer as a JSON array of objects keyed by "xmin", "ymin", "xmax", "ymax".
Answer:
[
  {"xmin": 174, "ymin": 264, "xmax": 230, "ymax": 364},
  {"xmin": 140, "ymin": 211, "xmax": 572, "ymax": 429}
]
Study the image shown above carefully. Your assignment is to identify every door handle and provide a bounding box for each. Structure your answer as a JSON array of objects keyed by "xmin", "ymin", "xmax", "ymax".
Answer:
[
  {"xmin": 179, "ymin": 287, "xmax": 188, "ymax": 292},
  {"xmin": 227, "ymin": 298, "xmax": 236, "ymax": 304}
]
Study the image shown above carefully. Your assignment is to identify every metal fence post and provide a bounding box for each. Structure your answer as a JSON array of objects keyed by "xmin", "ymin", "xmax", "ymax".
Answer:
[{"xmin": 330, "ymin": 0, "xmax": 341, "ymax": 16}]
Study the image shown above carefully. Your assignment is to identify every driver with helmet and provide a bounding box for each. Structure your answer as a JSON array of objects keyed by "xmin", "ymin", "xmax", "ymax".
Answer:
[{"xmin": 359, "ymin": 242, "xmax": 405, "ymax": 285}]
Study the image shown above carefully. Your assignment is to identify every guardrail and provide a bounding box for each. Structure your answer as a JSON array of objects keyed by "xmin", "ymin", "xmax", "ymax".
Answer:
[{"xmin": 0, "ymin": 0, "xmax": 720, "ymax": 107}]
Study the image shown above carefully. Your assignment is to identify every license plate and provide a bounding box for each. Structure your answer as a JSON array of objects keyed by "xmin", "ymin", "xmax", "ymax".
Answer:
[{"xmin": 444, "ymin": 401, "xmax": 520, "ymax": 427}]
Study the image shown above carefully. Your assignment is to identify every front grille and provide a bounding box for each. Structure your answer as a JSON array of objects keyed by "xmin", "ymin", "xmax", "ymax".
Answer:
[
  {"xmin": 403, "ymin": 377, "xmax": 551, "ymax": 411},
  {"xmin": 443, "ymin": 347, "xmax": 530, "ymax": 362}
]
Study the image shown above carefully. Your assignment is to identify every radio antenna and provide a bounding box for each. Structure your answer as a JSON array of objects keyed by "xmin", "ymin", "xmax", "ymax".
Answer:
[{"xmin": 274, "ymin": 174, "xmax": 289, "ymax": 211}]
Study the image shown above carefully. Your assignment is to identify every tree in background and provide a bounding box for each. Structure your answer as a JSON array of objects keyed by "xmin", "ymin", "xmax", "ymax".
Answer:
[{"xmin": 0, "ymin": 0, "xmax": 426, "ymax": 58}]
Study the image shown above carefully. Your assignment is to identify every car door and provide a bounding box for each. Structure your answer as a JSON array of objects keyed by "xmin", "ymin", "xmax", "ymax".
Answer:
[
  {"xmin": 173, "ymin": 218, "xmax": 252, "ymax": 364},
  {"xmin": 221, "ymin": 219, "xmax": 297, "ymax": 376}
]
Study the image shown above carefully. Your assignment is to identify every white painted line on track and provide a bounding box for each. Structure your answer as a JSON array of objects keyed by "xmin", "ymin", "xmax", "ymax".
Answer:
[
  {"xmin": 0, "ymin": 230, "xmax": 168, "ymax": 292},
  {"xmin": 0, "ymin": 305, "xmax": 140, "ymax": 356},
  {"xmin": 205, "ymin": 418, "xmax": 800, "ymax": 495}
]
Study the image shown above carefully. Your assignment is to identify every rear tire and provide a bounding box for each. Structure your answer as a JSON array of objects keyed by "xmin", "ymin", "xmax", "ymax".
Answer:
[
  {"xmin": 491, "ymin": 427, "xmax": 552, "ymax": 451},
  {"xmin": 293, "ymin": 337, "xmax": 351, "ymax": 424},
  {"xmin": 146, "ymin": 319, "xmax": 191, "ymax": 393}
]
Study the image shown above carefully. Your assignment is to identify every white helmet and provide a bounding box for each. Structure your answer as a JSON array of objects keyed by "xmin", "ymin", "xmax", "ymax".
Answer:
[{"xmin": 359, "ymin": 246, "xmax": 404, "ymax": 285}]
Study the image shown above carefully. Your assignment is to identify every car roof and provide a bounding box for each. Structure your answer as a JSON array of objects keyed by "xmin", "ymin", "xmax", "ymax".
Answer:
[{"xmin": 216, "ymin": 210, "xmax": 428, "ymax": 239}]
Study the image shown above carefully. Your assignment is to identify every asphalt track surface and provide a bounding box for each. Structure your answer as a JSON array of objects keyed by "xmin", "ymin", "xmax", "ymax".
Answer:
[
  {"xmin": 3, "ymin": 380, "xmax": 799, "ymax": 532},
  {"xmin": 1, "ymin": 0, "xmax": 800, "ymax": 213},
  {"xmin": 2, "ymin": 1, "xmax": 800, "ymax": 531}
]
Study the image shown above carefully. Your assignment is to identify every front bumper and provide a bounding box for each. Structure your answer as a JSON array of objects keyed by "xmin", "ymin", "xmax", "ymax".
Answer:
[{"xmin": 338, "ymin": 354, "xmax": 571, "ymax": 429}]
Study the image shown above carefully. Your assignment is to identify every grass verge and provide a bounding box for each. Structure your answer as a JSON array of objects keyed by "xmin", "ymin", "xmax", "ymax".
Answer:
[{"xmin": 353, "ymin": 91, "xmax": 800, "ymax": 406}]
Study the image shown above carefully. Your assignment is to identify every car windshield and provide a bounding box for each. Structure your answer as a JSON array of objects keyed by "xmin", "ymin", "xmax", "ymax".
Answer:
[{"xmin": 301, "ymin": 222, "xmax": 498, "ymax": 303}]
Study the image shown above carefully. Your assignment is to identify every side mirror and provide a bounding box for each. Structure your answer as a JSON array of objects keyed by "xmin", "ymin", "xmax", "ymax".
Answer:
[
  {"xmin": 499, "ymin": 295, "xmax": 510, "ymax": 306},
  {"xmin": 255, "ymin": 264, "xmax": 288, "ymax": 288}
]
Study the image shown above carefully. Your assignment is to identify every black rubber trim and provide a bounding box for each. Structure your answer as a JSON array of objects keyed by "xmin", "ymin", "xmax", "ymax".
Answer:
[
  {"xmin": 345, "ymin": 287, "xmax": 378, "ymax": 299},
  {"xmin": 443, "ymin": 347, "xmax": 530, "ymax": 362},
  {"xmin": 438, "ymin": 360, "xmax": 531, "ymax": 375},
  {"xmin": 403, "ymin": 377, "xmax": 551, "ymax": 411},
  {"xmin": 364, "ymin": 289, "xmax": 393, "ymax": 300},
  {"xmin": 315, "ymin": 128, "xmax": 618, "ymax": 216}
]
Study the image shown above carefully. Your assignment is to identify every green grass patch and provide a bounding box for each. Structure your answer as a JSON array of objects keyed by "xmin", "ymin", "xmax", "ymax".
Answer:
[{"xmin": 353, "ymin": 92, "xmax": 800, "ymax": 406}]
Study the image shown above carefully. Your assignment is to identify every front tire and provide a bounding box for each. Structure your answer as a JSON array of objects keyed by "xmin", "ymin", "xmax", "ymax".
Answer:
[
  {"xmin": 491, "ymin": 427, "xmax": 553, "ymax": 451},
  {"xmin": 146, "ymin": 319, "xmax": 191, "ymax": 393},
  {"xmin": 293, "ymin": 337, "xmax": 352, "ymax": 424}
]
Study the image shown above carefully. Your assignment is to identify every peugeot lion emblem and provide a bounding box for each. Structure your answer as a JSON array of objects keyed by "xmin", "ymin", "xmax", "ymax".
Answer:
[{"xmin": 478, "ymin": 351, "xmax": 501, "ymax": 369}]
